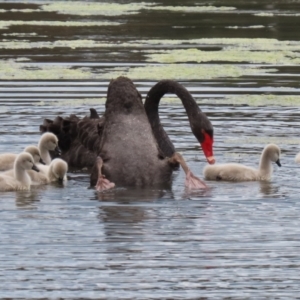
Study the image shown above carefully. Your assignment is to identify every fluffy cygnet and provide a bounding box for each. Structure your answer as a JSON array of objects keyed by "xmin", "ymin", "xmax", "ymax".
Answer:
[
  {"xmin": 295, "ymin": 153, "xmax": 300, "ymax": 163},
  {"xmin": 28, "ymin": 158, "xmax": 68, "ymax": 184},
  {"xmin": 0, "ymin": 145, "xmax": 45, "ymax": 172},
  {"xmin": 0, "ymin": 152, "xmax": 39, "ymax": 191},
  {"xmin": 38, "ymin": 132, "xmax": 61, "ymax": 165},
  {"xmin": 203, "ymin": 144, "xmax": 281, "ymax": 182}
]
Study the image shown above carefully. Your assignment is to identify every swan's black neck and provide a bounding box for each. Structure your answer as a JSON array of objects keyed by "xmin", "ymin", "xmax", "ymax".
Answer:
[{"xmin": 144, "ymin": 80, "xmax": 202, "ymax": 157}]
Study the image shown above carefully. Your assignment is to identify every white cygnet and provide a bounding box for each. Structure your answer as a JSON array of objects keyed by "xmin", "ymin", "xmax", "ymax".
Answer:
[
  {"xmin": 203, "ymin": 144, "xmax": 281, "ymax": 182},
  {"xmin": 28, "ymin": 158, "xmax": 68, "ymax": 185},
  {"xmin": 38, "ymin": 132, "xmax": 61, "ymax": 165},
  {"xmin": 0, "ymin": 145, "xmax": 45, "ymax": 172},
  {"xmin": 0, "ymin": 152, "xmax": 39, "ymax": 191}
]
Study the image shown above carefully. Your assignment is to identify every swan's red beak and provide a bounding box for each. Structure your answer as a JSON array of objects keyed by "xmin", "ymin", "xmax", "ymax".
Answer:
[{"xmin": 200, "ymin": 131, "xmax": 215, "ymax": 164}]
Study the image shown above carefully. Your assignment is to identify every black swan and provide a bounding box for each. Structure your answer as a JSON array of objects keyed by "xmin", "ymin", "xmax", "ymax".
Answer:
[{"xmin": 40, "ymin": 77, "xmax": 214, "ymax": 188}]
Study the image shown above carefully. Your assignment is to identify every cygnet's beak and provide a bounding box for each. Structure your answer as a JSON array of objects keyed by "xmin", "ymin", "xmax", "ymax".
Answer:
[
  {"xmin": 54, "ymin": 146, "xmax": 62, "ymax": 156},
  {"xmin": 32, "ymin": 164, "xmax": 40, "ymax": 172},
  {"xmin": 39, "ymin": 158, "xmax": 46, "ymax": 165},
  {"xmin": 276, "ymin": 159, "xmax": 281, "ymax": 167},
  {"xmin": 58, "ymin": 177, "xmax": 64, "ymax": 184}
]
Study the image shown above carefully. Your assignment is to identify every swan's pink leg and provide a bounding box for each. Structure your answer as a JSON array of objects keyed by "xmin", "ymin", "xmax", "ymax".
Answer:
[
  {"xmin": 169, "ymin": 153, "xmax": 208, "ymax": 189},
  {"xmin": 95, "ymin": 157, "xmax": 115, "ymax": 191}
]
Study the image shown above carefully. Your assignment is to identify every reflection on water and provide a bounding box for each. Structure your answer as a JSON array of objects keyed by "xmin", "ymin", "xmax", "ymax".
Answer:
[
  {"xmin": 1, "ymin": 0, "xmax": 300, "ymax": 298},
  {"xmin": 14, "ymin": 190, "xmax": 40, "ymax": 209}
]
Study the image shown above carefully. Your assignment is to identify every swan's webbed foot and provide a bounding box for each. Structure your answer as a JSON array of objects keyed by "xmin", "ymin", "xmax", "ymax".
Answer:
[
  {"xmin": 169, "ymin": 152, "xmax": 208, "ymax": 190},
  {"xmin": 95, "ymin": 157, "xmax": 115, "ymax": 192}
]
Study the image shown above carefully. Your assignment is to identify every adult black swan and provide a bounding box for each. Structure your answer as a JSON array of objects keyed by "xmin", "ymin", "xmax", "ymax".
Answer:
[{"xmin": 40, "ymin": 77, "xmax": 215, "ymax": 188}]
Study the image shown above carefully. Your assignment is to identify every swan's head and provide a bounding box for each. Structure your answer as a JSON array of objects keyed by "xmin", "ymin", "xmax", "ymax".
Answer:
[
  {"xmin": 24, "ymin": 145, "xmax": 45, "ymax": 165},
  {"xmin": 15, "ymin": 152, "xmax": 40, "ymax": 172},
  {"xmin": 264, "ymin": 144, "xmax": 281, "ymax": 167},
  {"xmin": 50, "ymin": 158, "xmax": 68, "ymax": 182},
  {"xmin": 106, "ymin": 77, "xmax": 143, "ymax": 114},
  {"xmin": 190, "ymin": 112, "xmax": 215, "ymax": 164},
  {"xmin": 39, "ymin": 132, "xmax": 61, "ymax": 155}
]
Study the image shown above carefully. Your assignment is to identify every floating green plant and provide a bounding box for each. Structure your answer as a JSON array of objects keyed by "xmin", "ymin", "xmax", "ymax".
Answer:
[
  {"xmin": 225, "ymin": 136, "xmax": 300, "ymax": 145},
  {"xmin": 0, "ymin": 59, "xmax": 94, "ymax": 80},
  {"xmin": 0, "ymin": 20, "xmax": 119, "ymax": 30},
  {"xmin": 226, "ymin": 25, "xmax": 265, "ymax": 29},
  {"xmin": 41, "ymin": 2, "xmax": 153, "ymax": 16},
  {"xmin": 133, "ymin": 38, "xmax": 300, "ymax": 51},
  {"xmin": 254, "ymin": 12, "xmax": 274, "ymax": 17},
  {"xmin": 37, "ymin": 98, "xmax": 106, "ymax": 106},
  {"xmin": 0, "ymin": 59, "xmax": 275, "ymax": 80},
  {"xmin": 201, "ymin": 94, "xmax": 300, "ymax": 107},
  {"xmin": 92, "ymin": 64, "xmax": 276, "ymax": 81},
  {"xmin": 1, "ymin": 38, "xmax": 300, "ymax": 55},
  {"xmin": 40, "ymin": 2, "xmax": 235, "ymax": 16},
  {"xmin": 0, "ymin": 9, "xmax": 38, "ymax": 13},
  {"xmin": 145, "ymin": 48, "xmax": 300, "ymax": 64},
  {"xmin": 145, "ymin": 5, "xmax": 236, "ymax": 13}
]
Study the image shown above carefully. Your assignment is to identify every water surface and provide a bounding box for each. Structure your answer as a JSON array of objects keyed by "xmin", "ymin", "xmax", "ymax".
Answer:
[{"xmin": 1, "ymin": 0, "xmax": 300, "ymax": 298}]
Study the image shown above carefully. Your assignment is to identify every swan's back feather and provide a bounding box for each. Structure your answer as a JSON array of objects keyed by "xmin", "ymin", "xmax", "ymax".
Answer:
[
  {"xmin": 40, "ymin": 109, "xmax": 100, "ymax": 168},
  {"xmin": 204, "ymin": 163, "xmax": 260, "ymax": 181}
]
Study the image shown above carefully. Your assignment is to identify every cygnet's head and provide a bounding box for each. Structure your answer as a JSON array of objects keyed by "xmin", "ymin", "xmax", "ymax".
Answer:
[
  {"xmin": 50, "ymin": 158, "xmax": 68, "ymax": 182},
  {"xmin": 24, "ymin": 145, "xmax": 45, "ymax": 165},
  {"xmin": 264, "ymin": 144, "xmax": 281, "ymax": 166},
  {"xmin": 39, "ymin": 132, "xmax": 61, "ymax": 155},
  {"xmin": 15, "ymin": 152, "xmax": 40, "ymax": 172}
]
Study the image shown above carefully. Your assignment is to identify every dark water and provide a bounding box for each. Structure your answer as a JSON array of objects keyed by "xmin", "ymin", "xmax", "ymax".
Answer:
[{"xmin": 1, "ymin": 1, "xmax": 300, "ymax": 298}]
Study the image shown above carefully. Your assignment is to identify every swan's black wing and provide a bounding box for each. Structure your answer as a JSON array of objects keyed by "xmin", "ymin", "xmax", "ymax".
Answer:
[{"xmin": 40, "ymin": 108, "xmax": 102, "ymax": 169}]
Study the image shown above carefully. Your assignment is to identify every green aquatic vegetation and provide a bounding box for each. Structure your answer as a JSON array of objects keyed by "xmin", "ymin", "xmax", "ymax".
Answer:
[
  {"xmin": 41, "ymin": 2, "xmax": 153, "ymax": 16},
  {"xmin": 0, "ymin": 59, "xmax": 275, "ymax": 80},
  {"xmin": 93, "ymin": 64, "xmax": 275, "ymax": 81},
  {"xmin": 3, "ymin": 32, "xmax": 38, "ymax": 36},
  {"xmin": 0, "ymin": 9, "xmax": 38, "ymax": 13},
  {"xmin": 144, "ymin": 48, "xmax": 300, "ymax": 65},
  {"xmin": 1, "ymin": 38, "xmax": 300, "ymax": 56},
  {"xmin": 254, "ymin": 12, "xmax": 300, "ymax": 17},
  {"xmin": 0, "ymin": 40, "xmax": 98, "ymax": 49},
  {"xmin": 0, "ymin": 60, "xmax": 94, "ymax": 80},
  {"xmin": 39, "ymin": 94, "xmax": 300, "ymax": 107},
  {"xmin": 40, "ymin": 2, "xmax": 235, "ymax": 16},
  {"xmin": 38, "ymin": 98, "xmax": 107, "ymax": 106},
  {"xmin": 226, "ymin": 25, "xmax": 265, "ymax": 29},
  {"xmin": 0, "ymin": 20, "xmax": 119, "ymax": 30},
  {"xmin": 133, "ymin": 38, "xmax": 300, "ymax": 52},
  {"xmin": 225, "ymin": 136, "xmax": 300, "ymax": 145},
  {"xmin": 149, "ymin": 5, "xmax": 236, "ymax": 12},
  {"xmin": 202, "ymin": 94, "xmax": 300, "ymax": 107},
  {"xmin": 254, "ymin": 13, "xmax": 274, "ymax": 17}
]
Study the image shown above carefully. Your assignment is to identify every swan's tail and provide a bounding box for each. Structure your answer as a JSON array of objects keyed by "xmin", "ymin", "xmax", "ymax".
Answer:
[{"xmin": 39, "ymin": 108, "xmax": 101, "ymax": 169}]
